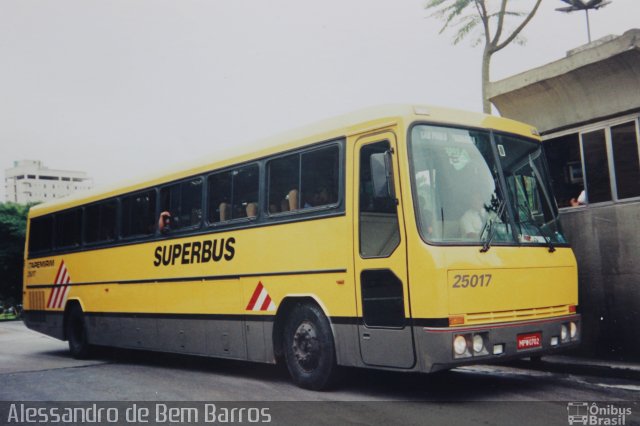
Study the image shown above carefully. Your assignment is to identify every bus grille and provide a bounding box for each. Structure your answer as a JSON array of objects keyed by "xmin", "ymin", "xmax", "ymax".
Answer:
[
  {"xmin": 29, "ymin": 291, "xmax": 45, "ymax": 310},
  {"xmin": 464, "ymin": 305, "xmax": 570, "ymax": 325}
]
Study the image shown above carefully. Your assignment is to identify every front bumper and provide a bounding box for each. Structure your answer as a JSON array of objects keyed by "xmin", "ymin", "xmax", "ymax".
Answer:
[{"xmin": 415, "ymin": 314, "xmax": 581, "ymax": 372}]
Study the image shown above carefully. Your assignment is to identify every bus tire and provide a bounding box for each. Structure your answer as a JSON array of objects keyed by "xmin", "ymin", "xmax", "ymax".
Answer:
[
  {"xmin": 66, "ymin": 304, "xmax": 92, "ymax": 359},
  {"xmin": 283, "ymin": 303, "xmax": 339, "ymax": 391}
]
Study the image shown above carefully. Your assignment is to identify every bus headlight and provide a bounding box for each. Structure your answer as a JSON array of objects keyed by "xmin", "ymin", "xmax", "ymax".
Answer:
[
  {"xmin": 472, "ymin": 334, "xmax": 485, "ymax": 353},
  {"xmin": 453, "ymin": 335, "xmax": 468, "ymax": 356},
  {"xmin": 561, "ymin": 324, "xmax": 569, "ymax": 342},
  {"xmin": 570, "ymin": 322, "xmax": 578, "ymax": 340}
]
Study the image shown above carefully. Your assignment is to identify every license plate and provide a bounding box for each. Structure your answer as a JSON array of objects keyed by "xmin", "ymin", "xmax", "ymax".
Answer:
[{"xmin": 517, "ymin": 332, "xmax": 542, "ymax": 350}]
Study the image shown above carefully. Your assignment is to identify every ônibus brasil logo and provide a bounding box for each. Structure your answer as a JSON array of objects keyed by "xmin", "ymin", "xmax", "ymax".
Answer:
[{"xmin": 567, "ymin": 402, "xmax": 632, "ymax": 425}]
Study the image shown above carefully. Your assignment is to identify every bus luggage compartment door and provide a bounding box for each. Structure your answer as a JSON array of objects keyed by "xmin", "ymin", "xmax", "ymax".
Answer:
[{"xmin": 355, "ymin": 134, "xmax": 415, "ymax": 369}]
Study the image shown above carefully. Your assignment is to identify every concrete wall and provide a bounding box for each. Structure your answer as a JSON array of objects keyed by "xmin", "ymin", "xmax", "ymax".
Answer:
[
  {"xmin": 560, "ymin": 201, "xmax": 640, "ymax": 359},
  {"xmin": 488, "ymin": 29, "xmax": 640, "ymax": 134}
]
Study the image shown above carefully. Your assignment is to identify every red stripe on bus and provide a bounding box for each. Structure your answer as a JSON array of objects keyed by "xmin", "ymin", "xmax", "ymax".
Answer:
[
  {"xmin": 56, "ymin": 275, "xmax": 71, "ymax": 309},
  {"xmin": 46, "ymin": 261, "xmax": 65, "ymax": 308},
  {"xmin": 246, "ymin": 282, "xmax": 264, "ymax": 310},
  {"xmin": 52, "ymin": 269, "xmax": 68, "ymax": 309},
  {"xmin": 260, "ymin": 294, "xmax": 272, "ymax": 311}
]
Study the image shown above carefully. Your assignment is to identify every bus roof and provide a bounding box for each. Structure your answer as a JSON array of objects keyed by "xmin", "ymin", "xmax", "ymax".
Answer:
[{"xmin": 29, "ymin": 104, "xmax": 539, "ymax": 217}]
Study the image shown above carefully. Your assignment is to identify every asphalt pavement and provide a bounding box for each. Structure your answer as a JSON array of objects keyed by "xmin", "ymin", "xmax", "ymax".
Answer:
[{"xmin": 1, "ymin": 320, "xmax": 638, "ymax": 426}]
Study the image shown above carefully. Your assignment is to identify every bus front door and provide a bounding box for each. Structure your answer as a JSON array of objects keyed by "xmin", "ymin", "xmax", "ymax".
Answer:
[{"xmin": 354, "ymin": 133, "xmax": 415, "ymax": 369}]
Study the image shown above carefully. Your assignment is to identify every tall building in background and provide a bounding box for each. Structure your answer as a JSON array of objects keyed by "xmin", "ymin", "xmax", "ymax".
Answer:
[{"xmin": 4, "ymin": 160, "xmax": 93, "ymax": 204}]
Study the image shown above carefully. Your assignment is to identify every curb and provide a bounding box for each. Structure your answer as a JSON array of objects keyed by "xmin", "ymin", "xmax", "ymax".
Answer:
[{"xmin": 509, "ymin": 356, "xmax": 640, "ymax": 381}]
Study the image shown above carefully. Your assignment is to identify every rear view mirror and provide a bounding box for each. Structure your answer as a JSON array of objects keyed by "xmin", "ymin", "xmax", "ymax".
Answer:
[{"xmin": 370, "ymin": 151, "xmax": 396, "ymax": 200}]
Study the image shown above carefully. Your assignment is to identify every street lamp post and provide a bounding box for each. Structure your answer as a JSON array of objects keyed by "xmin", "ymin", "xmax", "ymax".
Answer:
[{"xmin": 556, "ymin": 0, "xmax": 612, "ymax": 44}]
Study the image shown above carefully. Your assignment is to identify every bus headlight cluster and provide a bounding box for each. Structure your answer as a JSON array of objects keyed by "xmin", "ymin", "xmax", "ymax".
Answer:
[
  {"xmin": 557, "ymin": 321, "xmax": 579, "ymax": 344},
  {"xmin": 453, "ymin": 333, "xmax": 489, "ymax": 359}
]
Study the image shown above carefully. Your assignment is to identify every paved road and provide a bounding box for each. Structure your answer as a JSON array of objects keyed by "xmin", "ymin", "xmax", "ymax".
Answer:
[{"xmin": 0, "ymin": 321, "xmax": 638, "ymax": 425}]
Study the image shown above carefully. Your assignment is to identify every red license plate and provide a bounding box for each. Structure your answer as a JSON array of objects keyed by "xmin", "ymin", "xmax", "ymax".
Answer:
[{"xmin": 517, "ymin": 332, "xmax": 542, "ymax": 350}]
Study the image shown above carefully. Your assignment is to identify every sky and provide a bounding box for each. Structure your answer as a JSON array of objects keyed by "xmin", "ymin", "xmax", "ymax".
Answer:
[{"xmin": 1, "ymin": 0, "xmax": 639, "ymax": 202}]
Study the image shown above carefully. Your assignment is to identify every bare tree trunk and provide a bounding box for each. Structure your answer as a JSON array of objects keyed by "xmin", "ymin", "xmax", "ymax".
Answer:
[{"xmin": 481, "ymin": 48, "xmax": 492, "ymax": 114}]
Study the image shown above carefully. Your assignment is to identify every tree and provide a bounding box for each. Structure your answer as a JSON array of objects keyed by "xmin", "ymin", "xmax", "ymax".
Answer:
[
  {"xmin": 0, "ymin": 202, "xmax": 31, "ymax": 307},
  {"xmin": 426, "ymin": 0, "xmax": 543, "ymax": 113}
]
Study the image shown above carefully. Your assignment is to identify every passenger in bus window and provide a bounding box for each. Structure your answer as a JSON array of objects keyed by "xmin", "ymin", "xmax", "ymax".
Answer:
[
  {"xmin": 287, "ymin": 189, "xmax": 299, "ymax": 210},
  {"xmin": 460, "ymin": 192, "xmax": 488, "ymax": 239},
  {"xmin": 246, "ymin": 202, "xmax": 258, "ymax": 218},
  {"xmin": 302, "ymin": 185, "xmax": 335, "ymax": 208},
  {"xmin": 158, "ymin": 211, "xmax": 171, "ymax": 234},
  {"xmin": 219, "ymin": 202, "xmax": 230, "ymax": 221},
  {"xmin": 570, "ymin": 189, "xmax": 587, "ymax": 207}
]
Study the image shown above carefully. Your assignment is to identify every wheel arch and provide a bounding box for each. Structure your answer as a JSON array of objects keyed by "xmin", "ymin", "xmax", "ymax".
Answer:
[{"xmin": 62, "ymin": 298, "xmax": 84, "ymax": 341}]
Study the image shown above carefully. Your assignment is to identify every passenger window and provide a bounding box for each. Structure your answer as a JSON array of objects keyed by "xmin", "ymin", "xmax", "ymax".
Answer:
[
  {"xmin": 207, "ymin": 164, "xmax": 259, "ymax": 223},
  {"xmin": 267, "ymin": 145, "xmax": 339, "ymax": 213},
  {"xmin": 268, "ymin": 154, "xmax": 299, "ymax": 212},
  {"xmin": 160, "ymin": 178, "xmax": 203, "ymax": 230},
  {"xmin": 29, "ymin": 215, "xmax": 53, "ymax": 253},
  {"xmin": 85, "ymin": 200, "xmax": 118, "ymax": 243},
  {"xmin": 55, "ymin": 209, "xmax": 82, "ymax": 248},
  {"xmin": 121, "ymin": 190, "xmax": 156, "ymax": 237},
  {"xmin": 301, "ymin": 147, "xmax": 339, "ymax": 208}
]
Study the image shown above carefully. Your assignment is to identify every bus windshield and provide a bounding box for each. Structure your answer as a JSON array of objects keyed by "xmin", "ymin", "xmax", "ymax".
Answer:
[{"xmin": 410, "ymin": 124, "xmax": 567, "ymax": 246}]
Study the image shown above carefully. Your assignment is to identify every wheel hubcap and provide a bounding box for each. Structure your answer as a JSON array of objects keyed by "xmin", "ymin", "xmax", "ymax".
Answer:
[{"xmin": 292, "ymin": 321, "xmax": 320, "ymax": 372}]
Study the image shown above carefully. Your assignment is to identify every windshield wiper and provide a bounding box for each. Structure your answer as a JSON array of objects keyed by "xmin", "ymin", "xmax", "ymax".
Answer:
[
  {"xmin": 479, "ymin": 219, "xmax": 496, "ymax": 253},
  {"xmin": 517, "ymin": 204, "xmax": 556, "ymax": 253},
  {"xmin": 479, "ymin": 199, "xmax": 506, "ymax": 253}
]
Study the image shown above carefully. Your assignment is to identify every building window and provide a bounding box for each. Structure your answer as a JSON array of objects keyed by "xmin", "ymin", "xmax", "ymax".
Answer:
[
  {"xmin": 611, "ymin": 121, "xmax": 640, "ymax": 200},
  {"xmin": 544, "ymin": 134, "xmax": 583, "ymax": 208},
  {"xmin": 544, "ymin": 117, "xmax": 640, "ymax": 207},
  {"xmin": 581, "ymin": 129, "xmax": 612, "ymax": 203}
]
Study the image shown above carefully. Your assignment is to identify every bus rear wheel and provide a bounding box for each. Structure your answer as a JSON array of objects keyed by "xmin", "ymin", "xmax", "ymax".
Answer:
[
  {"xmin": 283, "ymin": 303, "xmax": 339, "ymax": 390},
  {"xmin": 66, "ymin": 304, "xmax": 92, "ymax": 359}
]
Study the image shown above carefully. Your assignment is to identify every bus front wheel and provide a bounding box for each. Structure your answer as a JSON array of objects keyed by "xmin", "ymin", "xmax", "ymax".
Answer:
[
  {"xmin": 283, "ymin": 303, "xmax": 339, "ymax": 390},
  {"xmin": 66, "ymin": 304, "xmax": 92, "ymax": 359}
]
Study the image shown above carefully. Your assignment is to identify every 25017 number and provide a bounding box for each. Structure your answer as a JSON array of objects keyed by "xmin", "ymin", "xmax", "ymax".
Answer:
[{"xmin": 452, "ymin": 274, "xmax": 492, "ymax": 288}]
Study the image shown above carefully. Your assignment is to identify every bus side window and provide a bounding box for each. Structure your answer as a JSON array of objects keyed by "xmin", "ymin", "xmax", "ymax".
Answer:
[
  {"xmin": 301, "ymin": 146, "xmax": 339, "ymax": 208},
  {"xmin": 208, "ymin": 164, "xmax": 259, "ymax": 223},
  {"xmin": 121, "ymin": 190, "xmax": 156, "ymax": 238},
  {"xmin": 267, "ymin": 145, "xmax": 339, "ymax": 214},
  {"xmin": 268, "ymin": 154, "xmax": 299, "ymax": 213},
  {"xmin": 85, "ymin": 200, "xmax": 117, "ymax": 243},
  {"xmin": 54, "ymin": 209, "xmax": 82, "ymax": 248},
  {"xmin": 160, "ymin": 178, "xmax": 203, "ymax": 230},
  {"xmin": 29, "ymin": 215, "xmax": 54, "ymax": 253}
]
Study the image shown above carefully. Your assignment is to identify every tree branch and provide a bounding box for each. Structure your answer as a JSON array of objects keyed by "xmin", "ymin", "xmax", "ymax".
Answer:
[
  {"xmin": 491, "ymin": 0, "xmax": 508, "ymax": 47},
  {"xmin": 474, "ymin": 0, "xmax": 490, "ymax": 46},
  {"xmin": 493, "ymin": 0, "xmax": 542, "ymax": 53}
]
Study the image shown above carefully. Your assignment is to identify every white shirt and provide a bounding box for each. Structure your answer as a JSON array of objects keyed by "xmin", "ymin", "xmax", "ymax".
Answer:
[{"xmin": 460, "ymin": 209, "xmax": 487, "ymax": 237}]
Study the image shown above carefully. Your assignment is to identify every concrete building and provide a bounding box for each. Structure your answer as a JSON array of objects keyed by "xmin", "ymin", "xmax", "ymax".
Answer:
[
  {"xmin": 4, "ymin": 160, "xmax": 93, "ymax": 204},
  {"xmin": 488, "ymin": 29, "xmax": 640, "ymax": 359}
]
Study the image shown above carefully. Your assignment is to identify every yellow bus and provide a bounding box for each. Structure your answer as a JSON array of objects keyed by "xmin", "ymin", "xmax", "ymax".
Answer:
[{"xmin": 22, "ymin": 105, "xmax": 580, "ymax": 390}]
